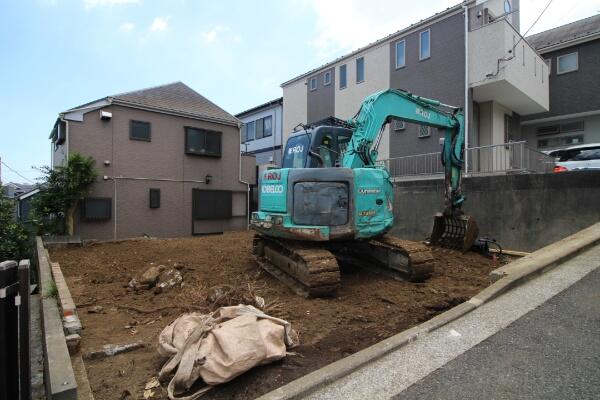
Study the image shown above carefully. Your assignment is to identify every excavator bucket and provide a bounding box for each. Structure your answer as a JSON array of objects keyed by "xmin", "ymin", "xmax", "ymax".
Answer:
[{"xmin": 430, "ymin": 213, "xmax": 479, "ymax": 253}]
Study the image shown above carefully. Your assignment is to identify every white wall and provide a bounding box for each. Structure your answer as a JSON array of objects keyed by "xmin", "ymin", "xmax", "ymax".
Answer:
[
  {"xmin": 239, "ymin": 104, "xmax": 282, "ymax": 161},
  {"xmin": 333, "ymin": 44, "xmax": 392, "ymax": 160},
  {"xmin": 282, "ymin": 81, "xmax": 307, "ymax": 148}
]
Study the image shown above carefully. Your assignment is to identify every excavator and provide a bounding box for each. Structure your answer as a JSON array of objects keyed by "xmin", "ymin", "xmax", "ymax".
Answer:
[{"xmin": 251, "ymin": 89, "xmax": 478, "ymax": 297}]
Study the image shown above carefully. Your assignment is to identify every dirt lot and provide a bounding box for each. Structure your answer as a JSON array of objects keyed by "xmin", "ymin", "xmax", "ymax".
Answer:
[{"xmin": 50, "ymin": 231, "xmax": 499, "ymax": 400}]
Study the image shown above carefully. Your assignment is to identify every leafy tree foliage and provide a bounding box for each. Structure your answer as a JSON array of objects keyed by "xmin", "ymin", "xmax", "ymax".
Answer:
[
  {"xmin": 32, "ymin": 152, "xmax": 97, "ymax": 235},
  {"xmin": 0, "ymin": 192, "xmax": 30, "ymax": 261}
]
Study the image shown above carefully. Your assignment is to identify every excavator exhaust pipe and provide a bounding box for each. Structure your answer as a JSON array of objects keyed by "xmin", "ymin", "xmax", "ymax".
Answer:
[{"xmin": 430, "ymin": 213, "xmax": 479, "ymax": 253}]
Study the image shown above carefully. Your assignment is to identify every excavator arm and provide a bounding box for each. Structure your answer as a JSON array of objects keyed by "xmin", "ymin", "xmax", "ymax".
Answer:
[{"xmin": 342, "ymin": 89, "xmax": 467, "ymax": 217}]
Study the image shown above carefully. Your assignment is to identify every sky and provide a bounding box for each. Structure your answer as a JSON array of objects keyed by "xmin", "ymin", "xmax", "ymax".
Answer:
[{"xmin": 1, "ymin": 0, "xmax": 598, "ymax": 183}]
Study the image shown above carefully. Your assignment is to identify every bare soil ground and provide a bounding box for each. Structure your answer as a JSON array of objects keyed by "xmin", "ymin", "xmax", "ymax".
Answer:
[{"xmin": 50, "ymin": 231, "xmax": 499, "ymax": 400}]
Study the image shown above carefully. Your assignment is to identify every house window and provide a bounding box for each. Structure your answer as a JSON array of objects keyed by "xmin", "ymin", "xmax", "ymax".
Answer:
[
  {"xmin": 192, "ymin": 189, "xmax": 232, "ymax": 220},
  {"xmin": 241, "ymin": 125, "xmax": 246, "ymax": 144},
  {"xmin": 504, "ymin": 114, "xmax": 514, "ymax": 142},
  {"xmin": 395, "ymin": 40, "xmax": 406, "ymax": 69},
  {"xmin": 557, "ymin": 52, "xmax": 578, "ymax": 74},
  {"xmin": 81, "ymin": 198, "xmax": 111, "ymax": 221},
  {"xmin": 323, "ymin": 71, "xmax": 332, "ymax": 86},
  {"xmin": 536, "ymin": 125, "xmax": 560, "ymax": 136},
  {"xmin": 149, "ymin": 188, "xmax": 161, "ymax": 209},
  {"xmin": 309, "ymin": 77, "xmax": 317, "ymax": 91},
  {"xmin": 538, "ymin": 135, "xmax": 584, "ymax": 149},
  {"xmin": 185, "ymin": 127, "xmax": 222, "ymax": 157},
  {"xmin": 339, "ymin": 64, "xmax": 347, "ymax": 89},
  {"xmin": 560, "ymin": 121, "xmax": 584, "ymax": 133},
  {"xmin": 504, "ymin": 0, "xmax": 511, "ymax": 14},
  {"xmin": 263, "ymin": 116, "xmax": 273, "ymax": 137},
  {"xmin": 419, "ymin": 29, "xmax": 430, "ymax": 60},
  {"xmin": 536, "ymin": 121, "xmax": 584, "ymax": 136},
  {"xmin": 418, "ymin": 125, "xmax": 431, "ymax": 138},
  {"xmin": 256, "ymin": 118, "xmax": 265, "ymax": 139},
  {"xmin": 393, "ymin": 119, "xmax": 406, "ymax": 131},
  {"xmin": 356, "ymin": 57, "xmax": 365, "ymax": 83},
  {"xmin": 130, "ymin": 120, "xmax": 151, "ymax": 141},
  {"xmin": 246, "ymin": 121, "xmax": 255, "ymax": 141}
]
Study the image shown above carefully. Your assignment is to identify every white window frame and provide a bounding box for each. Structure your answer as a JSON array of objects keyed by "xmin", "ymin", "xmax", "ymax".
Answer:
[
  {"xmin": 339, "ymin": 64, "xmax": 347, "ymax": 90},
  {"xmin": 419, "ymin": 29, "xmax": 431, "ymax": 61},
  {"xmin": 323, "ymin": 70, "xmax": 332, "ymax": 86},
  {"xmin": 309, "ymin": 77, "xmax": 317, "ymax": 91},
  {"xmin": 356, "ymin": 57, "xmax": 365, "ymax": 84},
  {"xmin": 395, "ymin": 39, "xmax": 406, "ymax": 69},
  {"xmin": 557, "ymin": 52, "xmax": 578, "ymax": 75}
]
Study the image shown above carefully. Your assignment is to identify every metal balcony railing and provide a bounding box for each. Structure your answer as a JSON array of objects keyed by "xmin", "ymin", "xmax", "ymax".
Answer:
[{"xmin": 378, "ymin": 141, "xmax": 555, "ymax": 178}]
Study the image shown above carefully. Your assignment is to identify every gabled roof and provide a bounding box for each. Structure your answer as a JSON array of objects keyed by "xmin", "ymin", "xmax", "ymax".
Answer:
[
  {"xmin": 62, "ymin": 82, "xmax": 240, "ymax": 126},
  {"xmin": 235, "ymin": 97, "xmax": 283, "ymax": 118},
  {"xmin": 527, "ymin": 14, "xmax": 600, "ymax": 52}
]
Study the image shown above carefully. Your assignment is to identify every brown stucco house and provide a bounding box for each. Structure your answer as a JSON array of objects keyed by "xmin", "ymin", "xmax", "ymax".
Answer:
[{"xmin": 50, "ymin": 82, "xmax": 256, "ymax": 240}]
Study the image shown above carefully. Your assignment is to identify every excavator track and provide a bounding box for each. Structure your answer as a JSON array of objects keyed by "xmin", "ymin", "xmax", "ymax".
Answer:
[
  {"xmin": 329, "ymin": 235, "xmax": 434, "ymax": 283},
  {"xmin": 253, "ymin": 235, "xmax": 341, "ymax": 298},
  {"xmin": 253, "ymin": 233, "xmax": 434, "ymax": 298}
]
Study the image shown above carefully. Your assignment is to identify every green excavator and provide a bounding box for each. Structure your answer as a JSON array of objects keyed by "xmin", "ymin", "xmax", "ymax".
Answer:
[{"xmin": 251, "ymin": 89, "xmax": 478, "ymax": 297}]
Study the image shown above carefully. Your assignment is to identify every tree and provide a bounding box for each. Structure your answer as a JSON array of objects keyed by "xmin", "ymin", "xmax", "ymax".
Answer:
[
  {"xmin": 31, "ymin": 152, "xmax": 98, "ymax": 235},
  {"xmin": 0, "ymin": 192, "xmax": 30, "ymax": 261}
]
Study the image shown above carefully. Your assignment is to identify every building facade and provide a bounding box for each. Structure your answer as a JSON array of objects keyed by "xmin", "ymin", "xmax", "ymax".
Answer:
[
  {"xmin": 281, "ymin": 0, "xmax": 549, "ymax": 163},
  {"xmin": 519, "ymin": 14, "xmax": 600, "ymax": 150},
  {"xmin": 237, "ymin": 97, "xmax": 283, "ymax": 168},
  {"xmin": 50, "ymin": 82, "xmax": 256, "ymax": 240}
]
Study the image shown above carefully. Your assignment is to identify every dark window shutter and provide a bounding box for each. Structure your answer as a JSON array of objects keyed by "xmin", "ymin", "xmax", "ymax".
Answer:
[
  {"xmin": 149, "ymin": 189, "xmax": 161, "ymax": 208},
  {"xmin": 81, "ymin": 198, "xmax": 112, "ymax": 221},
  {"xmin": 192, "ymin": 189, "xmax": 232, "ymax": 220}
]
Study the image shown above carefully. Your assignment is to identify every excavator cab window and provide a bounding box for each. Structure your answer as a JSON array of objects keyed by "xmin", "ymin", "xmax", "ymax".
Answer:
[
  {"xmin": 318, "ymin": 134, "xmax": 335, "ymax": 167},
  {"xmin": 282, "ymin": 134, "xmax": 310, "ymax": 168}
]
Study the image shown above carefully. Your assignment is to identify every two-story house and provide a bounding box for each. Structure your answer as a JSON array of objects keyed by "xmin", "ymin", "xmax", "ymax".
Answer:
[
  {"xmin": 281, "ymin": 0, "xmax": 549, "ymax": 169},
  {"xmin": 236, "ymin": 97, "xmax": 283, "ymax": 168},
  {"xmin": 50, "ymin": 82, "xmax": 256, "ymax": 240},
  {"xmin": 519, "ymin": 14, "xmax": 600, "ymax": 150}
]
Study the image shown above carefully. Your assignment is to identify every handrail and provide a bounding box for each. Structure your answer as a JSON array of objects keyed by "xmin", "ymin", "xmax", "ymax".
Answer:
[{"xmin": 379, "ymin": 141, "xmax": 555, "ymax": 178}]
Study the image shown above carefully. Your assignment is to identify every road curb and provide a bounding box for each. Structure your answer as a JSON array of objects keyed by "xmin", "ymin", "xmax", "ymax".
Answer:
[{"xmin": 256, "ymin": 222, "xmax": 600, "ymax": 400}]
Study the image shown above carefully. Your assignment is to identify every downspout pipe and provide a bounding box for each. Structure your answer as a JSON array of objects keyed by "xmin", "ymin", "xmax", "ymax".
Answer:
[
  {"xmin": 463, "ymin": 3, "xmax": 470, "ymax": 175},
  {"xmin": 238, "ymin": 122, "xmax": 251, "ymax": 229}
]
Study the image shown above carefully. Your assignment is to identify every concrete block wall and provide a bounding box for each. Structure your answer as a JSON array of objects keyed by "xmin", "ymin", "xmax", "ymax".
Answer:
[{"xmin": 391, "ymin": 171, "xmax": 600, "ymax": 252}]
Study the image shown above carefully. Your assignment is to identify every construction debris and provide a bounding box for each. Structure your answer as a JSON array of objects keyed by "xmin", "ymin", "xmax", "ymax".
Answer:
[
  {"xmin": 157, "ymin": 304, "xmax": 298, "ymax": 399},
  {"xmin": 84, "ymin": 340, "xmax": 145, "ymax": 360}
]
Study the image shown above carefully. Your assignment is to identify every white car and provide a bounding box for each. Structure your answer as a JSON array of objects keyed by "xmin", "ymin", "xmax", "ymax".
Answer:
[{"xmin": 546, "ymin": 143, "xmax": 600, "ymax": 172}]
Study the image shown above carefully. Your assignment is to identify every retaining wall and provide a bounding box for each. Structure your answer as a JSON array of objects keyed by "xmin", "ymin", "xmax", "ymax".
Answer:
[{"xmin": 391, "ymin": 171, "xmax": 600, "ymax": 252}]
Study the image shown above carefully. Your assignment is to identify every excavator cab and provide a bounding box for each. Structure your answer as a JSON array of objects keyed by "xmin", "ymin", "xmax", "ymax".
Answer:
[{"xmin": 282, "ymin": 126, "xmax": 353, "ymax": 169}]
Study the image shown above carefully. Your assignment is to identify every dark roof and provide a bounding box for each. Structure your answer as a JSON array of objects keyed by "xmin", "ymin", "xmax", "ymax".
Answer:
[
  {"xmin": 110, "ymin": 82, "xmax": 239, "ymax": 125},
  {"xmin": 235, "ymin": 97, "xmax": 283, "ymax": 118},
  {"xmin": 527, "ymin": 14, "xmax": 600, "ymax": 52},
  {"xmin": 63, "ymin": 82, "xmax": 239, "ymax": 126}
]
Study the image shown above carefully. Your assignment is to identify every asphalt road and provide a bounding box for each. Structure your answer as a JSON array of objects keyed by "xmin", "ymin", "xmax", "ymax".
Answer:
[{"xmin": 396, "ymin": 268, "xmax": 600, "ymax": 400}]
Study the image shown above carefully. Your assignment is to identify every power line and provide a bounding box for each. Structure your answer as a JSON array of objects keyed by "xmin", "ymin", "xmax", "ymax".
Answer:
[
  {"xmin": 0, "ymin": 159, "xmax": 35, "ymax": 184},
  {"xmin": 519, "ymin": 0, "xmax": 554, "ymax": 46}
]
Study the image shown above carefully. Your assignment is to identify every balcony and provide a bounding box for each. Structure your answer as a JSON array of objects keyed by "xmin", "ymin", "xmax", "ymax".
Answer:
[{"xmin": 469, "ymin": 18, "xmax": 549, "ymax": 115}]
